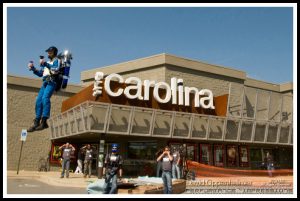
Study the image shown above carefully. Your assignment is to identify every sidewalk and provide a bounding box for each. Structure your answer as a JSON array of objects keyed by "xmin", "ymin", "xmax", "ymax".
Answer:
[
  {"xmin": 7, "ymin": 171, "xmax": 186, "ymax": 194},
  {"xmin": 8, "ymin": 170, "xmax": 293, "ymax": 190},
  {"xmin": 8, "ymin": 170, "xmax": 96, "ymax": 188}
]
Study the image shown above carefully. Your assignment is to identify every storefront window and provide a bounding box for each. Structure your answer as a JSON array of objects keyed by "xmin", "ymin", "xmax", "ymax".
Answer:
[
  {"xmin": 128, "ymin": 142, "xmax": 157, "ymax": 160},
  {"xmin": 250, "ymin": 148, "xmax": 262, "ymax": 168},
  {"xmin": 200, "ymin": 144, "xmax": 211, "ymax": 165},
  {"xmin": 186, "ymin": 144, "xmax": 197, "ymax": 161},
  {"xmin": 226, "ymin": 145, "xmax": 237, "ymax": 167},
  {"xmin": 239, "ymin": 146, "xmax": 249, "ymax": 167},
  {"xmin": 50, "ymin": 143, "xmax": 63, "ymax": 164},
  {"xmin": 50, "ymin": 143, "xmax": 77, "ymax": 164},
  {"xmin": 214, "ymin": 145, "xmax": 224, "ymax": 167},
  {"xmin": 250, "ymin": 148, "xmax": 262, "ymax": 161},
  {"xmin": 170, "ymin": 143, "xmax": 181, "ymax": 152}
]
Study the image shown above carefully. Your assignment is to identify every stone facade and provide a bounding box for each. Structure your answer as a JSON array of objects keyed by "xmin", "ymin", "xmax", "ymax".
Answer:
[{"xmin": 7, "ymin": 76, "xmax": 82, "ymax": 171}]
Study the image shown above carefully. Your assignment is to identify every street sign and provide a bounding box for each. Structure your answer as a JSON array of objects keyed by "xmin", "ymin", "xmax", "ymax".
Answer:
[
  {"xmin": 17, "ymin": 129, "xmax": 27, "ymax": 174},
  {"xmin": 20, "ymin": 129, "xmax": 27, "ymax": 141}
]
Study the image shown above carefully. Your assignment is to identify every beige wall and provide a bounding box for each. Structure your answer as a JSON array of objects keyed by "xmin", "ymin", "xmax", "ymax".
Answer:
[
  {"xmin": 119, "ymin": 66, "xmax": 166, "ymax": 82},
  {"xmin": 82, "ymin": 65, "xmax": 166, "ymax": 86},
  {"xmin": 7, "ymin": 77, "xmax": 82, "ymax": 171},
  {"xmin": 165, "ymin": 65, "xmax": 244, "ymax": 96}
]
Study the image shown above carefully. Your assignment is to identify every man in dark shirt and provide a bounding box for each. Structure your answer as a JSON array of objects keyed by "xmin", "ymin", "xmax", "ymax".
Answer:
[
  {"xmin": 81, "ymin": 144, "xmax": 94, "ymax": 178},
  {"xmin": 265, "ymin": 152, "xmax": 275, "ymax": 177},
  {"xmin": 59, "ymin": 142, "xmax": 75, "ymax": 178},
  {"xmin": 172, "ymin": 147, "xmax": 181, "ymax": 179},
  {"xmin": 157, "ymin": 145, "xmax": 173, "ymax": 194},
  {"xmin": 102, "ymin": 144, "xmax": 123, "ymax": 194}
]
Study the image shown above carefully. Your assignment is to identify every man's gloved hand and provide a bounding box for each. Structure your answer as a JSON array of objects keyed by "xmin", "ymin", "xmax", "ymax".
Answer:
[
  {"xmin": 28, "ymin": 62, "xmax": 34, "ymax": 71},
  {"xmin": 39, "ymin": 58, "xmax": 46, "ymax": 66}
]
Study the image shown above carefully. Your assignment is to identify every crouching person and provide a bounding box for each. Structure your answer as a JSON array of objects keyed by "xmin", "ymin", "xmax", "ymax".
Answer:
[{"xmin": 102, "ymin": 144, "xmax": 123, "ymax": 194}]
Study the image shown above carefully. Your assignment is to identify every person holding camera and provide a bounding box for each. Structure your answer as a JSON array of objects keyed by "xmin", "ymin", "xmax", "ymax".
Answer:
[
  {"xmin": 102, "ymin": 144, "xmax": 123, "ymax": 194},
  {"xmin": 81, "ymin": 144, "xmax": 94, "ymax": 178},
  {"xmin": 59, "ymin": 142, "xmax": 75, "ymax": 178},
  {"xmin": 27, "ymin": 46, "xmax": 61, "ymax": 132},
  {"xmin": 157, "ymin": 145, "xmax": 173, "ymax": 194}
]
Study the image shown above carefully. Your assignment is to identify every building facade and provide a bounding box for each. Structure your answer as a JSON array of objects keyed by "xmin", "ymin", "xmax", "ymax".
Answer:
[{"xmin": 7, "ymin": 53, "xmax": 293, "ymax": 176}]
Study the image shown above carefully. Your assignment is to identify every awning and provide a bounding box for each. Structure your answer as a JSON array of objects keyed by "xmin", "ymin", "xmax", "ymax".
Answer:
[{"xmin": 48, "ymin": 100, "xmax": 292, "ymax": 146}]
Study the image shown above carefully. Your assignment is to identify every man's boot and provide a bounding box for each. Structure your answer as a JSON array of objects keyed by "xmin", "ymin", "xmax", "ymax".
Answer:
[
  {"xmin": 27, "ymin": 118, "xmax": 41, "ymax": 132},
  {"xmin": 35, "ymin": 117, "xmax": 49, "ymax": 131}
]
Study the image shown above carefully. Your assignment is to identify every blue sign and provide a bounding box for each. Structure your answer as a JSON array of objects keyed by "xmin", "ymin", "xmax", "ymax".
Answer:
[{"xmin": 20, "ymin": 129, "xmax": 27, "ymax": 141}]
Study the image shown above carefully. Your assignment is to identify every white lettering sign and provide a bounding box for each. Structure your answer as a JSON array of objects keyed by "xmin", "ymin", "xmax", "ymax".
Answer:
[
  {"xmin": 92, "ymin": 72, "xmax": 104, "ymax": 96},
  {"xmin": 93, "ymin": 72, "xmax": 215, "ymax": 109}
]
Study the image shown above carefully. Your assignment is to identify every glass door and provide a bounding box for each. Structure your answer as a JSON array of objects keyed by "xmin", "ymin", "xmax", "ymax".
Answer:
[
  {"xmin": 186, "ymin": 144, "xmax": 197, "ymax": 161},
  {"xmin": 239, "ymin": 146, "xmax": 249, "ymax": 167},
  {"xmin": 226, "ymin": 145, "xmax": 238, "ymax": 167},
  {"xmin": 200, "ymin": 144, "xmax": 212, "ymax": 165},
  {"xmin": 90, "ymin": 144, "xmax": 98, "ymax": 175},
  {"xmin": 214, "ymin": 144, "xmax": 224, "ymax": 167}
]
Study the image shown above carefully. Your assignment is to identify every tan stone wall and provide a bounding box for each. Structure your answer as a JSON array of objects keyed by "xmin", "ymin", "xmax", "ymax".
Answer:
[
  {"xmin": 82, "ymin": 66, "xmax": 166, "ymax": 86},
  {"xmin": 119, "ymin": 66, "xmax": 166, "ymax": 82},
  {"xmin": 165, "ymin": 65, "xmax": 244, "ymax": 96},
  {"xmin": 7, "ymin": 84, "xmax": 76, "ymax": 171}
]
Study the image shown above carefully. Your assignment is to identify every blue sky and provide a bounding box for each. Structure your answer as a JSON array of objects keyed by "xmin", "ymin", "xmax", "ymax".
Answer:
[{"xmin": 7, "ymin": 6, "xmax": 293, "ymax": 84}]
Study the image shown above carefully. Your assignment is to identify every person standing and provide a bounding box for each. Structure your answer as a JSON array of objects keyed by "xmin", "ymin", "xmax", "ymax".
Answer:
[
  {"xmin": 157, "ymin": 145, "xmax": 173, "ymax": 194},
  {"xmin": 155, "ymin": 148, "xmax": 163, "ymax": 177},
  {"xmin": 59, "ymin": 143, "xmax": 75, "ymax": 178},
  {"xmin": 172, "ymin": 147, "xmax": 181, "ymax": 179},
  {"xmin": 75, "ymin": 149, "xmax": 84, "ymax": 174},
  {"xmin": 81, "ymin": 144, "xmax": 94, "ymax": 178},
  {"xmin": 265, "ymin": 152, "xmax": 275, "ymax": 177},
  {"xmin": 103, "ymin": 144, "xmax": 123, "ymax": 194}
]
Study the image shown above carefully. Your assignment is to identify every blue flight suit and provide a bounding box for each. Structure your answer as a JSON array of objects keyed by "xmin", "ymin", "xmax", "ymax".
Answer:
[{"xmin": 30, "ymin": 58, "xmax": 60, "ymax": 119}]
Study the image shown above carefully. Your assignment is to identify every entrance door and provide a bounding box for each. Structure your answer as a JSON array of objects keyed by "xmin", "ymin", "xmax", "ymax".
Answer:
[
  {"xmin": 90, "ymin": 144, "xmax": 98, "ymax": 175},
  {"xmin": 249, "ymin": 148, "xmax": 262, "ymax": 169},
  {"xmin": 214, "ymin": 144, "xmax": 224, "ymax": 167},
  {"xmin": 169, "ymin": 142, "xmax": 197, "ymax": 162},
  {"xmin": 186, "ymin": 144, "xmax": 197, "ymax": 161},
  {"xmin": 200, "ymin": 144, "xmax": 212, "ymax": 165}
]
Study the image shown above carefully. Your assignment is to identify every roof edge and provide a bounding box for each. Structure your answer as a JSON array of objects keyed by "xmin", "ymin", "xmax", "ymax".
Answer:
[
  {"xmin": 81, "ymin": 53, "xmax": 247, "ymax": 82},
  {"xmin": 7, "ymin": 74, "xmax": 84, "ymax": 94}
]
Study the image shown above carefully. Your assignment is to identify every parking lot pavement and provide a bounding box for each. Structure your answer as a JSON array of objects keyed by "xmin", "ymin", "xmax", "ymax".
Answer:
[
  {"xmin": 7, "ymin": 178, "xmax": 86, "ymax": 194},
  {"xmin": 6, "ymin": 171, "xmax": 293, "ymax": 195}
]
